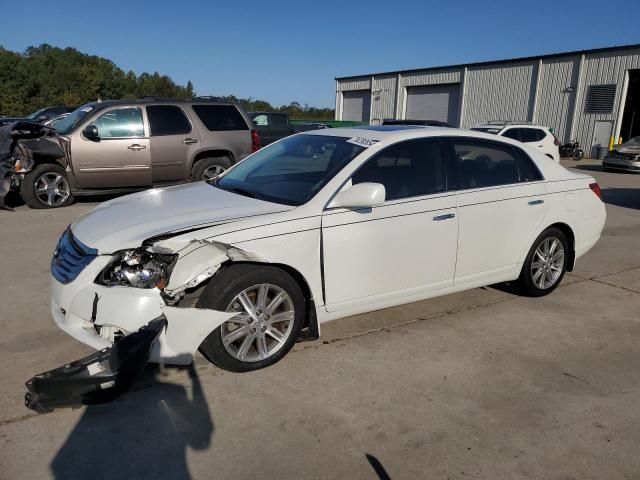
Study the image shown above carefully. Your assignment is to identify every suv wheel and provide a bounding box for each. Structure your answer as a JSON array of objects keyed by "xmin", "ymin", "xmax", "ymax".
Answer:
[
  {"xmin": 191, "ymin": 156, "xmax": 232, "ymax": 182},
  {"xmin": 20, "ymin": 164, "xmax": 74, "ymax": 209}
]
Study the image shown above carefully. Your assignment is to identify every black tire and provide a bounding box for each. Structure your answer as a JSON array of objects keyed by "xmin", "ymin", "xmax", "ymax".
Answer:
[
  {"xmin": 191, "ymin": 156, "xmax": 232, "ymax": 182},
  {"xmin": 197, "ymin": 264, "xmax": 305, "ymax": 372},
  {"xmin": 572, "ymin": 150, "xmax": 584, "ymax": 161},
  {"xmin": 516, "ymin": 227, "xmax": 569, "ymax": 297},
  {"xmin": 20, "ymin": 163, "xmax": 74, "ymax": 209}
]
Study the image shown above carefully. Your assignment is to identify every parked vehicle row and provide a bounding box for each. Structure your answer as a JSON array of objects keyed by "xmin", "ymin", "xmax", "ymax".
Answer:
[
  {"xmin": 25, "ymin": 125, "xmax": 606, "ymax": 411},
  {"xmin": 9, "ymin": 99, "xmax": 259, "ymax": 208}
]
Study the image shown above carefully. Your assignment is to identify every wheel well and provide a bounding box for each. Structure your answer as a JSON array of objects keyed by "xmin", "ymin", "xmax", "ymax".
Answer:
[
  {"xmin": 547, "ymin": 222, "xmax": 576, "ymax": 271},
  {"xmin": 191, "ymin": 150, "xmax": 235, "ymax": 171},
  {"xmin": 215, "ymin": 261, "xmax": 319, "ymax": 339}
]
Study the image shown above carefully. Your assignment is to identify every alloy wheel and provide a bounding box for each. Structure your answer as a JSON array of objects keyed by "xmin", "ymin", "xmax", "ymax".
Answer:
[
  {"xmin": 530, "ymin": 237, "xmax": 565, "ymax": 289},
  {"xmin": 222, "ymin": 283, "xmax": 295, "ymax": 362},
  {"xmin": 35, "ymin": 172, "xmax": 70, "ymax": 207},
  {"xmin": 202, "ymin": 165, "xmax": 226, "ymax": 180}
]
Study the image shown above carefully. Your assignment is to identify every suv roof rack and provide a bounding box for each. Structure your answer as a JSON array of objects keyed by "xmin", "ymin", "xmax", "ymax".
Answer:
[{"xmin": 486, "ymin": 120, "xmax": 533, "ymax": 125}]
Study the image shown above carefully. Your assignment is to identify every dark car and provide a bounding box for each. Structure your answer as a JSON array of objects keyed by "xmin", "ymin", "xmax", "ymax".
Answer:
[
  {"xmin": 382, "ymin": 118, "xmax": 451, "ymax": 127},
  {"xmin": 26, "ymin": 106, "xmax": 76, "ymax": 123},
  {"xmin": 249, "ymin": 112, "xmax": 295, "ymax": 146}
]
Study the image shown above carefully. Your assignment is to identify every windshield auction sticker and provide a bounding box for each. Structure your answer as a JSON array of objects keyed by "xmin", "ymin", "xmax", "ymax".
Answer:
[{"xmin": 347, "ymin": 136, "xmax": 378, "ymax": 148}]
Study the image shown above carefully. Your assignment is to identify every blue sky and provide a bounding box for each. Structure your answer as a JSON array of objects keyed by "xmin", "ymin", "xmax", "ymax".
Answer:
[{"xmin": 1, "ymin": 0, "xmax": 638, "ymax": 108}]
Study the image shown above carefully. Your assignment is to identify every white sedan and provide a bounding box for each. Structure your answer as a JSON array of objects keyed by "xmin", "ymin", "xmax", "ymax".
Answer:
[{"xmin": 27, "ymin": 126, "xmax": 607, "ymax": 409}]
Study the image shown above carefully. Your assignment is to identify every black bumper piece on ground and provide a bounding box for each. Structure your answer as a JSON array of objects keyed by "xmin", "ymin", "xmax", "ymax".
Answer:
[{"xmin": 24, "ymin": 316, "xmax": 167, "ymax": 413}]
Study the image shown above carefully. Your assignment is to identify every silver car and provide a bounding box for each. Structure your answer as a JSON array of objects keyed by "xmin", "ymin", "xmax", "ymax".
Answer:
[{"xmin": 603, "ymin": 136, "xmax": 640, "ymax": 173}]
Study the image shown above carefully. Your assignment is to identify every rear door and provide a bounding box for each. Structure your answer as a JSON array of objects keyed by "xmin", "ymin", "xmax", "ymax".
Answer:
[
  {"xmin": 71, "ymin": 106, "xmax": 152, "ymax": 188},
  {"xmin": 146, "ymin": 105, "xmax": 200, "ymax": 182},
  {"xmin": 450, "ymin": 137, "xmax": 548, "ymax": 285},
  {"xmin": 269, "ymin": 113, "xmax": 292, "ymax": 143}
]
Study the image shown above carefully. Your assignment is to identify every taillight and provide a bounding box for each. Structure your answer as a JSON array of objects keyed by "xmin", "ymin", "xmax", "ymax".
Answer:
[
  {"xmin": 553, "ymin": 134, "xmax": 560, "ymax": 146},
  {"xmin": 589, "ymin": 182, "xmax": 602, "ymax": 200},
  {"xmin": 251, "ymin": 129, "xmax": 260, "ymax": 153}
]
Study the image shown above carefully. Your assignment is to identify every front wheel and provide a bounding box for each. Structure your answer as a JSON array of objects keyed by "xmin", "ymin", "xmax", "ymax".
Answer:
[
  {"xmin": 20, "ymin": 164, "xmax": 74, "ymax": 209},
  {"xmin": 516, "ymin": 227, "xmax": 569, "ymax": 297},
  {"xmin": 572, "ymin": 149, "xmax": 584, "ymax": 161},
  {"xmin": 197, "ymin": 264, "xmax": 305, "ymax": 372}
]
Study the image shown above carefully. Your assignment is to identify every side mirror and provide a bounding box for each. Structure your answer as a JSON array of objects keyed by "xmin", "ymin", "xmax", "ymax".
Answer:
[
  {"xmin": 83, "ymin": 125, "xmax": 99, "ymax": 140},
  {"xmin": 327, "ymin": 182, "xmax": 386, "ymax": 209}
]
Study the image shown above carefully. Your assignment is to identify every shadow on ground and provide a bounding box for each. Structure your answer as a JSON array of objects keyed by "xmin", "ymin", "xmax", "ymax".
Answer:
[
  {"xmin": 601, "ymin": 187, "xmax": 640, "ymax": 210},
  {"xmin": 50, "ymin": 364, "xmax": 213, "ymax": 480}
]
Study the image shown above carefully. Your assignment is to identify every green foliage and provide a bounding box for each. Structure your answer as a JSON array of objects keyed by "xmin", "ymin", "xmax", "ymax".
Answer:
[
  {"xmin": 0, "ymin": 44, "xmax": 194, "ymax": 116},
  {"xmin": 0, "ymin": 44, "xmax": 334, "ymax": 120}
]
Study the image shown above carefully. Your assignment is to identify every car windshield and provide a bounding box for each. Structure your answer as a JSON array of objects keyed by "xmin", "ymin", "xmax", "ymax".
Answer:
[
  {"xmin": 213, "ymin": 134, "xmax": 365, "ymax": 206},
  {"xmin": 625, "ymin": 136, "xmax": 640, "ymax": 146},
  {"xmin": 54, "ymin": 105, "xmax": 96, "ymax": 134}
]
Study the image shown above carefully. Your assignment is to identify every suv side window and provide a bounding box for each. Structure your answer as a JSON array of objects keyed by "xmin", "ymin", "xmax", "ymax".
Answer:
[
  {"xmin": 91, "ymin": 108, "xmax": 144, "ymax": 138},
  {"xmin": 501, "ymin": 128, "xmax": 520, "ymax": 141},
  {"xmin": 147, "ymin": 105, "xmax": 191, "ymax": 136},
  {"xmin": 352, "ymin": 139, "xmax": 445, "ymax": 201},
  {"xmin": 533, "ymin": 129, "xmax": 547, "ymax": 141},
  {"xmin": 519, "ymin": 129, "xmax": 539, "ymax": 143},
  {"xmin": 192, "ymin": 105, "xmax": 249, "ymax": 131},
  {"xmin": 452, "ymin": 139, "xmax": 519, "ymax": 188},
  {"xmin": 252, "ymin": 114, "xmax": 269, "ymax": 126}
]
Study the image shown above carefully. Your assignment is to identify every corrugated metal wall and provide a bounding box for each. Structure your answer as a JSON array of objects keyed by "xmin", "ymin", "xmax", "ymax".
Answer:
[
  {"xmin": 572, "ymin": 49, "xmax": 640, "ymax": 149},
  {"xmin": 336, "ymin": 46, "xmax": 640, "ymax": 156},
  {"xmin": 370, "ymin": 75, "xmax": 398, "ymax": 124},
  {"xmin": 535, "ymin": 56, "xmax": 580, "ymax": 142},
  {"xmin": 461, "ymin": 61, "xmax": 536, "ymax": 128}
]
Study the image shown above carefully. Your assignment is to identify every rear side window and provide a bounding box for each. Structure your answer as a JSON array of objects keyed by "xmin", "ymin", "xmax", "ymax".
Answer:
[
  {"xmin": 147, "ymin": 105, "xmax": 191, "ymax": 136},
  {"xmin": 515, "ymin": 149, "xmax": 543, "ymax": 182},
  {"xmin": 501, "ymin": 128, "xmax": 520, "ymax": 140},
  {"xmin": 352, "ymin": 139, "xmax": 445, "ymax": 201},
  {"xmin": 452, "ymin": 139, "xmax": 519, "ymax": 188},
  {"xmin": 192, "ymin": 105, "xmax": 249, "ymax": 131},
  {"xmin": 271, "ymin": 114, "xmax": 288, "ymax": 126},
  {"xmin": 519, "ymin": 128, "xmax": 546, "ymax": 143}
]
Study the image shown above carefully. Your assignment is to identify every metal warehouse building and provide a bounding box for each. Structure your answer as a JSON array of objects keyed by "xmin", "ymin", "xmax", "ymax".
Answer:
[{"xmin": 335, "ymin": 44, "xmax": 640, "ymax": 157}]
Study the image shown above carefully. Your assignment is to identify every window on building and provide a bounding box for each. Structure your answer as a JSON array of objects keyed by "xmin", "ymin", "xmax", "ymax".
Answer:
[
  {"xmin": 147, "ymin": 105, "xmax": 191, "ymax": 136},
  {"xmin": 352, "ymin": 139, "xmax": 445, "ymax": 200}
]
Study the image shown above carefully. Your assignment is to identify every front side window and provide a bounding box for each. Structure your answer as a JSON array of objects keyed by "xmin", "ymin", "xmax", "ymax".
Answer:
[
  {"xmin": 193, "ymin": 105, "xmax": 249, "ymax": 131},
  {"xmin": 147, "ymin": 105, "xmax": 191, "ymax": 136},
  {"xmin": 91, "ymin": 108, "xmax": 144, "ymax": 138},
  {"xmin": 352, "ymin": 139, "xmax": 445, "ymax": 201},
  {"xmin": 453, "ymin": 139, "xmax": 519, "ymax": 188},
  {"xmin": 214, "ymin": 135, "xmax": 365, "ymax": 206}
]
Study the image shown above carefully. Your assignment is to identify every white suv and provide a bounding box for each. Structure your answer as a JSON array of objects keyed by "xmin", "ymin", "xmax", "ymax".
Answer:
[{"xmin": 471, "ymin": 122, "xmax": 560, "ymax": 162}]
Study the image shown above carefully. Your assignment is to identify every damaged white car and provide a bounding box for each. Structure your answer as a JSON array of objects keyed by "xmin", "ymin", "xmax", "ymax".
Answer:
[{"xmin": 25, "ymin": 126, "xmax": 606, "ymax": 411}]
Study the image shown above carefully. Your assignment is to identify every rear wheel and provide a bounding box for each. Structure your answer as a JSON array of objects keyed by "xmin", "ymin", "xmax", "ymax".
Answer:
[
  {"xmin": 572, "ymin": 149, "xmax": 584, "ymax": 161},
  {"xmin": 516, "ymin": 227, "xmax": 569, "ymax": 297},
  {"xmin": 20, "ymin": 164, "xmax": 74, "ymax": 209},
  {"xmin": 198, "ymin": 264, "xmax": 305, "ymax": 372},
  {"xmin": 191, "ymin": 156, "xmax": 232, "ymax": 182}
]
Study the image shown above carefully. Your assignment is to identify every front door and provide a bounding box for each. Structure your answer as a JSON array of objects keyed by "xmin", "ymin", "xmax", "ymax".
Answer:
[
  {"xmin": 72, "ymin": 107, "xmax": 151, "ymax": 188},
  {"xmin": 321, "ymin": 138, "xmax": 458, "ymax": 312},
  {"xmin": 146, "ymin": 105, "xmax": 200, "ymax": 183}
]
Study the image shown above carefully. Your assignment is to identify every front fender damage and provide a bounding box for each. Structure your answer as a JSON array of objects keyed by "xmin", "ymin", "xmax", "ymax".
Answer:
[{"xmin": 24, "ymin": 240, "xmax": 261, "ymax": 412}]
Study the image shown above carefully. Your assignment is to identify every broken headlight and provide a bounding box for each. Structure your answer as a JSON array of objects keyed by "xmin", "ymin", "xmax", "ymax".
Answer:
[{"xmin": 96, "ymin": 249, "xmax": 177, "ymax": 289}]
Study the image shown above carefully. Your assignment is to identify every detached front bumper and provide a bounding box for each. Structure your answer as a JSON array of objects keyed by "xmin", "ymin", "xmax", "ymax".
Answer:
[{"xmin": 25, "ymin": 317, "xmax": 166, "ymax": 413}]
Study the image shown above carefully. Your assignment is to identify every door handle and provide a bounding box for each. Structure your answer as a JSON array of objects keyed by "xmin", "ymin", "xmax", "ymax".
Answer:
[
  {"xmin": 182, "ymin": 138, "xmax": 198, "ymax": 145},
  {"xmin": 433, "ymin": 213, "xmax": 455, "ymax": 221},
  {"xmin": 528, "ymin": 199, "xmax": 544, "ymax": 205},
  {"xmin": 127, "ymin": 144, "xmax": 147, "ymax": 151}
]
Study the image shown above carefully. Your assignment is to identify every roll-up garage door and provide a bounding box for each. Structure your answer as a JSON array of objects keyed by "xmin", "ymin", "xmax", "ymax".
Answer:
[
  {"xmin": 405, "ymin": 84, "xmax": 460, "ymax": 126},
  {"xmin": 342, "ymin": 90, "xmax": 371, "ymax": 122}
]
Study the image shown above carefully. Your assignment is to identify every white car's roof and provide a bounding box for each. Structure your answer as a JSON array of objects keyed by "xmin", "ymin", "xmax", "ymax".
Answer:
[{"xmin": 303, "ymin": 125, "xmax": 476, "ymax": 142}]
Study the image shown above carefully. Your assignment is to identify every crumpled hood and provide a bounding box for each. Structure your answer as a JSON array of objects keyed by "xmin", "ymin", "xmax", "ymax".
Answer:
[{"xmin": 71, "ymin": 182, "xmax": 293, "ymax": 252}]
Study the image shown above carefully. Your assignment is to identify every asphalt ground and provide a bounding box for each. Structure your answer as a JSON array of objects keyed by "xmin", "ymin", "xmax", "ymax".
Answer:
[{"xmin": 0, "ymin": 158, "xmax": 639, "ymax": 479}]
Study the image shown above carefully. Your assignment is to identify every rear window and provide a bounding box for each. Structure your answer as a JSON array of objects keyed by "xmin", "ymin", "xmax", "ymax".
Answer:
[
  {"xmin": 147, "ymin": 105, "xmax": 191, "ymax": 136},
  {"xmin": 192, "ymin": 105, "xmax": 248, "ymax": 131}
]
